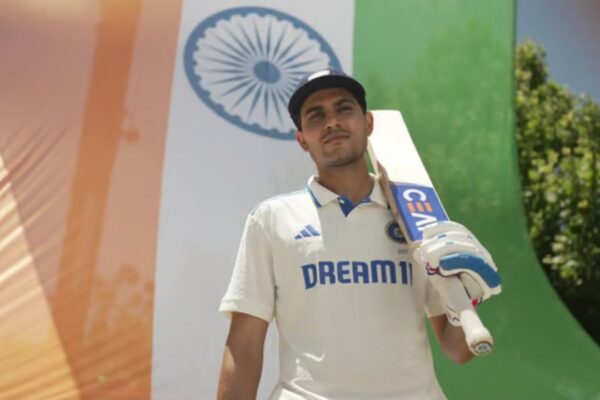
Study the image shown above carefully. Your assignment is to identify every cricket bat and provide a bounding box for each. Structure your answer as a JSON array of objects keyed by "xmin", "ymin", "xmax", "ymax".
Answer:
[{"xmin": 366, "ymin": 110, "xmax": 493, "ymax": 356}]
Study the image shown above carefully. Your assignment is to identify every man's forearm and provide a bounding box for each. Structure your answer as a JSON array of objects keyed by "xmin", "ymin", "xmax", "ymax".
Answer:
[
  {"xmin": 218, "ymin": 313, "xmax": 268, "ymax": 399},
  {"xmin": 217, "ymin": 344, "xmax": 263, "ymax": 400}
]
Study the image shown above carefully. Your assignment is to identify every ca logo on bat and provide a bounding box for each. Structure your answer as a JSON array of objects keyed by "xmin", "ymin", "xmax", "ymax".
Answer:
[{"xmin": 390, "ymin": 184, "xmax": 449, "ymax": 241}]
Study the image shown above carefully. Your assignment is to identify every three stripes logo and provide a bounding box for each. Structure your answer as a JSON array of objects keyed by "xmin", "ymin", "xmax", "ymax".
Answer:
[{"xmin": 294, "ymin": 224, "xmax": 320, "ymax": 240}]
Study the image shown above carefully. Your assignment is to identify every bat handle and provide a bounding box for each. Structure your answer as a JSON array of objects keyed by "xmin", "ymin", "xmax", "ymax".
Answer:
[
  {"xmin": 436, "ymin": 276, "xmax": 494, "ymax": 356},
  {"xmin": 460, "ymin": 308, "xmax": 493, "ymax": 356}
]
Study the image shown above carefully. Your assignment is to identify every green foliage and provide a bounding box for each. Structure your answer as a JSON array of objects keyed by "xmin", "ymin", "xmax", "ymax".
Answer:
[{"xmin": 516, "ymin": 41, "xmax": 600, "ymax": 341}]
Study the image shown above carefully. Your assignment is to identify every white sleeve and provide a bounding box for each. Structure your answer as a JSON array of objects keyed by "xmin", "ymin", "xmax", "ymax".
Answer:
[
  {"xmin": 219, "ymin": 206, "xmax": 275, "ymax": 323},
  {"xmin": 424, "ymin": 277, "xmax": 445, "ymax": 318}
]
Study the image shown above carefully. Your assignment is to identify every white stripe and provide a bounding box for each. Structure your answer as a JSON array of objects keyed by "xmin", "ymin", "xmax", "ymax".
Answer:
[{"xmin": 152, "ymin": 1, "xmax": 355, "ymax": 398}]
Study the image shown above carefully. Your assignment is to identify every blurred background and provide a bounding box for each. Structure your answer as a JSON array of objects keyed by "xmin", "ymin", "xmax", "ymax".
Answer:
[
  {"xmin": 516, "ymin": 0, "xmax": 600, "ymax": 345},
  {"xmin": 0, "ymin": 0, "xmax": 598, "ymax": 399}
]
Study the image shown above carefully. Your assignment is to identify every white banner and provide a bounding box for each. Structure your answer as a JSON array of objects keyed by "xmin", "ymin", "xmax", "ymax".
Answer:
[{"xmin": 153, "ymin": 1, "xmax": 355, "ymax": 398}]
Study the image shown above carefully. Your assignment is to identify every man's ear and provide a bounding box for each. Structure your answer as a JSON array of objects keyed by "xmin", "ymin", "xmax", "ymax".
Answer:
[
  {"xmin": 365, "ymin": 111, "xmax": 374, "ymax": 136},
  {"xmin": 296, "ymin": 131, "xmax": 308, "ymax": 151}
]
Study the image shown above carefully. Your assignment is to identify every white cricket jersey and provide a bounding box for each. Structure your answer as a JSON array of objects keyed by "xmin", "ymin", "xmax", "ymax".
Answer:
[{"xmin": 220, "ymin": 176, "xmax": 447, "ymax": 399}]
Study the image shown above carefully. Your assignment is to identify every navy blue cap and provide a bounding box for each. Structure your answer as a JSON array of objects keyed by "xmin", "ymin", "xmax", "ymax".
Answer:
[{"xmin": 287, "ymin": 69, "xmax": 367, "ymax": 129}]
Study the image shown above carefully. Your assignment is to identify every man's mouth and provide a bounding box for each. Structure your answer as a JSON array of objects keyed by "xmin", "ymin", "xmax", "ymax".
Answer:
[{"xmin": 322, "ymin": 131, "xmax": 350, "ymax": 144}]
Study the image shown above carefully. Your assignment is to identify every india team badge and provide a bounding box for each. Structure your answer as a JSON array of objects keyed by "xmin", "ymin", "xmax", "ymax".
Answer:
[{"xmin": 385, "ymin": 220, "xmax": 407, "ymax": 244}]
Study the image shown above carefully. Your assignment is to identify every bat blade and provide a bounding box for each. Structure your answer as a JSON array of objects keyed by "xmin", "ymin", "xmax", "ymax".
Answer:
[
  {"xmin": 367, "ymin": 110, "xmax": 493, "ymax": 356},
  {"xmin": 367, "ymin": 111, "xmax": 449, "ymax": 242}
]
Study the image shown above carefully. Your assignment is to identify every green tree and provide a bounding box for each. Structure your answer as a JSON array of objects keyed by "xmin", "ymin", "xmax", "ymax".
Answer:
[{"xmin": 516, "ymin": 40, "xmax": 600, "ymax": 342}]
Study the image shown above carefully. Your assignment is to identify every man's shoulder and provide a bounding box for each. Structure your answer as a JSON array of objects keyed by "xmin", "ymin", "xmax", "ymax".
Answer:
[{"xmin": 250, "ymin": 187, "xmax": 312, "ymax": 217}]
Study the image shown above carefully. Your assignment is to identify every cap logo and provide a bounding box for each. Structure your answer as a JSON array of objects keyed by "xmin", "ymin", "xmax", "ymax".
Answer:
[
  {"xmin": 308, "ymin": 70, "xmax": 332, "ymax": 81},
  {"xmin": 184, "ymin": 7, "xmax": 341, "ymax": 141}
]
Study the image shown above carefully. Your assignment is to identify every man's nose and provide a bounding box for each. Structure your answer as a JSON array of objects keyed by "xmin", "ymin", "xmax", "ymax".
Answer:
[{"xmin": 324, "ymin": 111, "xmax": 341, "ymax": 130}]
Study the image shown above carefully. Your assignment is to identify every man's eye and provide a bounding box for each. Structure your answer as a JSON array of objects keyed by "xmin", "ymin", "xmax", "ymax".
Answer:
[{"xmin": 308, "ymin": 112, "xmax": 322, "ymax": 121}]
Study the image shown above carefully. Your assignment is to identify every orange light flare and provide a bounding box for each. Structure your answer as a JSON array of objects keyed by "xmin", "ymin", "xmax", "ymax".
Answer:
[{"xmin": 10, "ymin": 0, "xmax": 94, "ymax": 19}]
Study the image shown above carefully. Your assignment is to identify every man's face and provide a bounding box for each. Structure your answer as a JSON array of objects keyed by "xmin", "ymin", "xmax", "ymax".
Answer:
[{"xmin": 295, "ymin": 87, "xmax": 373, "ymax": 171}]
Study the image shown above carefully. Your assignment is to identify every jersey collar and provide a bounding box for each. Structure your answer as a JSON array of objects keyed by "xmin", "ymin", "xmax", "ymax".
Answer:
[{"xmin": 306, "ymin": 175, "xmax": 388, "ymax": 208}]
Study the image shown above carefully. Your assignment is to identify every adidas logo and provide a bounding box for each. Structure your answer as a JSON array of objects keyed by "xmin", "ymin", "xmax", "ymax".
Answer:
[{"xmin": 294, "ymin": 224, "xmax": 321, "ymax": 240}]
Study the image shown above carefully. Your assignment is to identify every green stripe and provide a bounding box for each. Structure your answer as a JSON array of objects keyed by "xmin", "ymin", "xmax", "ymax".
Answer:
[{"xmin": 353, "ymin": 1, "xmax": 600, "ymax": 398}]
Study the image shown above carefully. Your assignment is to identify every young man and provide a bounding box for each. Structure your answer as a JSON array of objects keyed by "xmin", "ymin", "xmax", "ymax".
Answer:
[{"xmin": 217, "ymin": 69, "xmax": 495, "ymax": 399}]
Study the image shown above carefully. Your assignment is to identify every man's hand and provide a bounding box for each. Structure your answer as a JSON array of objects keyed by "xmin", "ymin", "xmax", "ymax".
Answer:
[
  {"xmin": 413, "ymin": 221, "xmax": 501, "ymax": 302},
  {"xmin": 429, "ymin": 314, "xmax": 474, "ymax": 364},
  {"xmin": 217, "ymin": 312, "xmax": 269, "ymax": 400}
]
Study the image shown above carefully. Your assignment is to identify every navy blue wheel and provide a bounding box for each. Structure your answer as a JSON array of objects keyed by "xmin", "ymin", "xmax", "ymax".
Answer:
[{"xmin": 184, "ymin": 7, "xmax": 342, "ymax": 140}]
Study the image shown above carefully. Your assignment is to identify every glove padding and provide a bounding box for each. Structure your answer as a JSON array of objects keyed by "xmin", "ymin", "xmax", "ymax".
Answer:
[{"xmin": 413, "ymin": 221, "xmax": 502, "ymax": 301}]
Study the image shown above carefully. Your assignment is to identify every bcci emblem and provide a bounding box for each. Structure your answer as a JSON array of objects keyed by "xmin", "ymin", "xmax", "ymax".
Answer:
[
  {"xmin": 184, "ymin": 7, "xmax": 341, "ymax": 140},
  {"xmin": 385, "ymin": 221, "xmax": 407, "ymax": 244}
]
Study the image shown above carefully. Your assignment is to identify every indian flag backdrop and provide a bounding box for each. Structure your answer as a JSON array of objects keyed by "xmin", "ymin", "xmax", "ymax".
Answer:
[{"xmin": 2, "ymin": 1, "xmax": 600, "ymax": 399}]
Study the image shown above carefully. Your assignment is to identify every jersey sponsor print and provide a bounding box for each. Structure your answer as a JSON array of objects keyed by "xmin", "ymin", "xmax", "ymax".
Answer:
[{"xmin": 301, "ymin": 259, "xmax": 413, "ymax": 289}]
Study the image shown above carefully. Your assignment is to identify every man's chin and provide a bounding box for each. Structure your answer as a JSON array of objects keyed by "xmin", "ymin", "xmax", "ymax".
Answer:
[{"xmin": 322, "ymin": 153, "xmax": 362, "ymax": 168}]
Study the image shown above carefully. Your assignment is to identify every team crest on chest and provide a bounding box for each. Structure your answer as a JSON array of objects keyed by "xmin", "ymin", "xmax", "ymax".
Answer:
[{"xmin": 385, "ymin": 221, "xmax": 407, "ymax": 244}]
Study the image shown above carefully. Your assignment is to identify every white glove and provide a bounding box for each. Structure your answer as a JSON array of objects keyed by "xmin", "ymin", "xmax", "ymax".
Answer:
[{"xmin": 413, "ymin": 221, "xmax": 502, "ymax": 302}]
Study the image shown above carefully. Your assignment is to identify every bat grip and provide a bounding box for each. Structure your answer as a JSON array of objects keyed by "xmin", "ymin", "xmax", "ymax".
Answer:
[
  {"xmin": 460, "ymin": 308, "xmax": 493, "ymax": 356},
  {"xmin": 437, "ymin": 276, "xmax": 494, "ymax": 356}
]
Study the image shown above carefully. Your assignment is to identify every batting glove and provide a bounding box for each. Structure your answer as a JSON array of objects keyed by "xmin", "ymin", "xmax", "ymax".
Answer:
[{"xmin": 413, "ymin": 221, "xmax": 502, "ymax": 302}]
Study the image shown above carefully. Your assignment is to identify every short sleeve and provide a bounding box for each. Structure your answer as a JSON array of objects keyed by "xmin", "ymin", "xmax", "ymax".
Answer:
[
  {"xmin": 424, "ymin": 277, "xmax": 446, "ymax": 318},
  {"xmin": 219, "ymin": 206, "xmax": 275, "ymax": 323}
]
